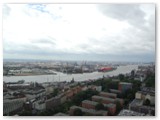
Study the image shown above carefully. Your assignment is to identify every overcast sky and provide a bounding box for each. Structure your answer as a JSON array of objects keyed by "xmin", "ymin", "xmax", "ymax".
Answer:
[{"xmin": 3, "ymin": 4, "xmax": 155, "ymax": 62}]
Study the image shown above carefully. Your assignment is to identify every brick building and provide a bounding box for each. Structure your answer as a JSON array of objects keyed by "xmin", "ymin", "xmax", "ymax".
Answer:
[
  {"xmin": 81, "ymin": 100, "xmax": 116, "ymax": 115},
  {"xmin": 69, "ymin": 106, "xmax": 108, "ymax": 116},
  {"xmin": 99, "ymin": 92, "xmax": 117, "ymax": 99},
  {"xmin": 45, "ymin": 96, "xmax": 60, "ymax": 109},
  {"xmin": 118, "ymin": 82, "xmax": 132, "ymax": 93},
  {"xmin": 92, "ymin": 95, "xmax": 116, "ymax": 104}
]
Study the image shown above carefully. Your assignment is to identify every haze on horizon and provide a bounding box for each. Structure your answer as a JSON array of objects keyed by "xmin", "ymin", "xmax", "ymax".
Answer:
[{"xmin": 3, "ymin": 4, "xmax": 155, "ymax": 62}]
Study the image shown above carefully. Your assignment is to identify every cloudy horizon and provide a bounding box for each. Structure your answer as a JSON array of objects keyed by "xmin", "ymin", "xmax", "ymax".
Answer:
[{"xmin": 3, "ymin": 4, "xmax": 155, "ymax": 62}]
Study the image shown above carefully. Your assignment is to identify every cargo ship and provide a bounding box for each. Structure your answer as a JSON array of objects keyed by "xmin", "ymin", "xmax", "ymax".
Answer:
[{"xmin": 98, "ymin": 66, "xmax": 117, "ymax": 72}]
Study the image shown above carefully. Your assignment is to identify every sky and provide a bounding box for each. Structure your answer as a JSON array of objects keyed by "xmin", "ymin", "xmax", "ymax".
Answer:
[{"xmin": 2, "ymin": 4, "xmax": 155, "ymax": 62}]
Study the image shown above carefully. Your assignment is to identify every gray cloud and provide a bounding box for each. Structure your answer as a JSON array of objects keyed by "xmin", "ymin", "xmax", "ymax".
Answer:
[
  {"xmin": 3, "ymin": 4, "xmax": 155, "ymax": 62},
  {"xmin": 31, "ymin": 37, "xmax": 56, "ymax": 46},
  {"xmin": 96, "ymin": 4, "xmax": 155, "ymax": 57},
  {"xmin": 97, "ymin": 4, "xmax": 146, "ymax": 30}
]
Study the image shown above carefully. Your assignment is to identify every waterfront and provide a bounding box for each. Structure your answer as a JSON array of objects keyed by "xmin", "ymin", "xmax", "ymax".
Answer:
[{"xmin": 3, "ymin": 65, "xmax": 138, "ymax": 83}]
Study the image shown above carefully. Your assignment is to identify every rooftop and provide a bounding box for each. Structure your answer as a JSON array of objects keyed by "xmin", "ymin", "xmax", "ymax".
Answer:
[
  {"xmin": 129, "ymin": 99, "xmax": 143, "ymax": 106},
  {"xmin": 70, "ymin": 106, "xmax": 108, "ymax": 115},
  {"xmin": 118, "ymin": 109, "xmax": 145, "ymax": 116},
  {"xmin": 92, "ymin": 95, "xmax": 115, "ymax": 102},
  {"xmin": 103, "ymin": 103, "xmax": 116, "ymax": 108},
  {"xmin": 109, "ymin": 89, "xmax": 122, "ymax": 94},
  {"xmin": 100, "ymin": 92, "xmax": 117, "ymax": 97},
  {"xmin": 82, "ymin": 100, "xmax": 116, "ymax": 108},
  {"xmin": 119, "ymin": 82, "xmax": 132, "ymax": 85},
  {"xmin": 82, "ymin": 100, "xmax": 97, "ymax": 106},
  {"xmin": 140, "ymin": 87, "xmax": 155, "ymax": 95},
  {"xmin": 136, "ymin": 91, "xmax": 155, "ymax": 96}
]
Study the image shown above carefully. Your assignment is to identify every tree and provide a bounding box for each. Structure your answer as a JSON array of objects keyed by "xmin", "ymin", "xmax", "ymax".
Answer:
[
  {"xmin": 151, "ymin": 110, "xmax": 155, "ymax": 116},
  {"xmin": 144, "ymin": 71, "xmax": 155, "ymax": 87},
  {"xmin": 71, "ymin": 78, "xmax": 75, "ymax": 83},
  {"xmin": 19, "ymin": 110, "xmax": 33, "ymax": 116},
  {"xmin": 119, "ymin": 74, "xmax": 125, "ymax": 81},
  {"xmin": 52, "ymin": 88, "xmax": 59, "ymax": 97},
  {"xmin": 131, "ymin": 70, "xmax": 135, "ymax": 78},
  {"xmin": 126, "ymin": 93, "xmax": 134, "ymax": 101},
  {"xmin": 109, "ymin": 81, "xmax": 118, "ymax": 89},
  {"xmin": 144, "ymin": 99, "xmax": 151, "ymax": 106},
  {"xmin": 72, "ymin": 89, "xmax": 99, "ymax": 105},
  {"xmin": 73, "ymin": 108, "xmax": 83, "ymax": 116},
  {"xmin": 125, "ymin": 89, "xmax": 135, "ymax": 101},
  {"xmin": 95, "ymin": 103, "xmax": 104, "ymax": 110},
  {"xmin": 116, "ymin": 101, "xmax": 121, "ymax": 113}
]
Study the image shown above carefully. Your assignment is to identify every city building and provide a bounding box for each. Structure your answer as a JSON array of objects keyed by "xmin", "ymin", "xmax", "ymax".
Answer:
[
  {"xmin": 69, "ymin": 106, "xmax": 108, "ymax": 116},
  {"xmin": 118, "ymin": 109, "xmax": 145, "ymax": 116},
  {"xmin": 109, "ymin": 89, "xmax": 122, "ymax": 95},
  {"xmin": 118, "ymin": 82, "xmax": 132, "ymax": 93},
  {"xmin": 135, "ymin": 91, "xmax": 155, "ymax": 105},
  {"xmin": 99, "ymin": 92, "xmax": 117, "ymax": 99},
  {"xmin": 33, "ymin": 100, "xmax": 46, "ymax": 111},
  {"xmin": 72, "ymin": 86, "xmax": 82, "ymax": 94},
  {"xmin": 129, "ymin": 99, "xmax": 155, "ymax": 115},
  {"xmin": 99, "ymin": 92, "xmax": 123, "ymax": 107},
  {"xmin": 59, "ymin": 93, "xmax": 67, "ymax": 104},
  {"xmin": 3, "ymin": 98, "xmax": 25, "ymax": 115},
  {"xmin": 82, "ymin": 100, "xmax": 116, "ymax": 115},
  {"xmin": 88, "ymin": 85, "xmax": 102, "ymax": 92},
  {"xmin": 65, "ymin": 90, "xmax": 74, "ymax": 100},
  {"xmin": 45, "ymin": 96, "xmax": 60, "ymax": 110},
  {"xmin": 45, "ymin": 85, "xmax": 55, "ymax": 94},
  {"xmin": 92, "ymin": 95, "xmax": 116, "ymax": 104},
  {"xmin": 24, "ymin": 89, "xmax": 46, "ymax": 100},
  {"xmin": 6, "ymin": 83, "xmax": 30, "ymax": 89},
  {"xmin": 104, "ymin": 103, "xmax": 116, "ymax": 115},
  {"xmin": 136, "ymin": 87, "xmax": 155, "ymax": 105},
  {"xmin": 81, "ymin": 86, "xmax": 88, "ymax": 91},
  {"xmin": 65, "ymin": 86, "xmax": 82, "ymax": 100}
]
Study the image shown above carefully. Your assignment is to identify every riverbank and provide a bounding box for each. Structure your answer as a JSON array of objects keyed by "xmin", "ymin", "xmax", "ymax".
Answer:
[
  {"xmin": 3, "ymin": 65, "xmax": 138, "ymax": 83},
  {"xmin": 4, "ymin": 73, "xmax": 57, "ymax": 76}
]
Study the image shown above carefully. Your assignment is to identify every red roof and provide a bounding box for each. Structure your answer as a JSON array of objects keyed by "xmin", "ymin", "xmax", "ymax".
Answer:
[{"xmin": 100, "ymin": 67, "xmax": 112, "ymax": 71}]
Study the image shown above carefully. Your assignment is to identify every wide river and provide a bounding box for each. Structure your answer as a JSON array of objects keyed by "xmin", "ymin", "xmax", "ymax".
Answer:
[{"xmin": 3, "ymin": 65, "xmax": 138, "ymax": 83}]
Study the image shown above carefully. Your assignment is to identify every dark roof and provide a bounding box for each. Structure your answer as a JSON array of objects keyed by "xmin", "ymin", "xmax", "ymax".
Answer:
[{"xmin": 92, "ymin": 95, "xmax": 115, "ymax": 102}]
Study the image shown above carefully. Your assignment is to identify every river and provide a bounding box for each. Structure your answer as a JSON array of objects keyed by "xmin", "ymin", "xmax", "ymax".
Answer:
[{"xmin": 3, "ymin": 65, "xmax": 138, "ymax": 83}]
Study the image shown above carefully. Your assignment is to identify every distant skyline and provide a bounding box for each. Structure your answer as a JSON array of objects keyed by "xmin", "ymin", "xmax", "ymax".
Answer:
[{"xmin": 3, "ymin": 4, "xmax": 155, "ymax": 62}]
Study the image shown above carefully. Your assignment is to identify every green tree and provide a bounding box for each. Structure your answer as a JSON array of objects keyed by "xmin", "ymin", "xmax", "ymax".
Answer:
[
  {"xmin": 144, "ymin": 99, "xmax": 151, "ymax": 106},
  {"xmin": 19, "ymin": 110, "xmax": 33, "ymax": 116},
  {"xmin": 116, "ymin": 101, "xmax": 121, "ymax": 114},
  {"xmin": 71, "ymin": 78, "xmax": 75, "ymax": 83},
  {"xmin": 72, "ymin": 89, "xmax": 99, "ymax": 105},
  {"xmin": 144, "ymin": 71, "xmax": 155, "ymax": 87},
  {"xmin": 73, "ymin": 108, "xmax": 83, "ymax": 116},
  {"xmin": 95, "ymin": 103, "xmax": 105, "ymax": 110},
  {"xmin": 51, "ymin": 88, "xmax": 59, "ymax": 97},
  {"xmin": 131, "ymin": 70, "xmax": 135, "ymax": 78},
  {"xmin": 119, "ymin": 74, "xmax": 125, "ymax": 81}
]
